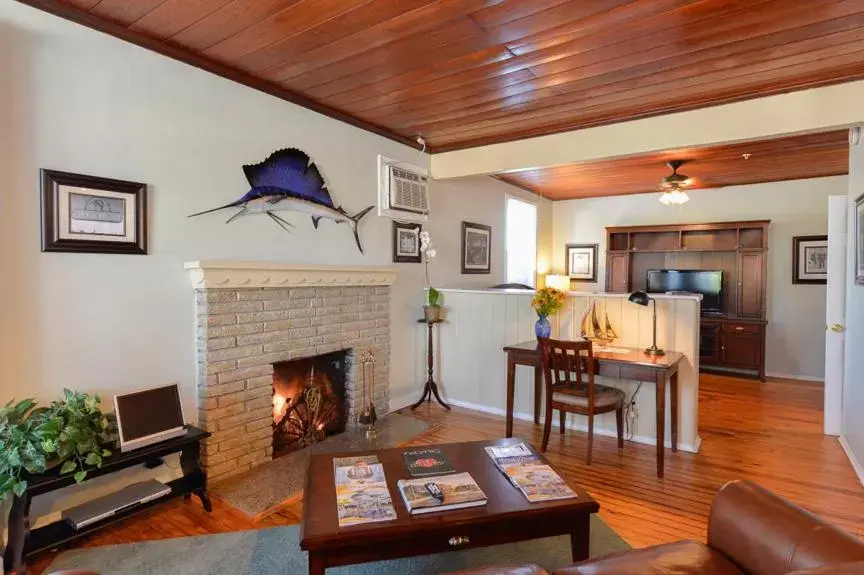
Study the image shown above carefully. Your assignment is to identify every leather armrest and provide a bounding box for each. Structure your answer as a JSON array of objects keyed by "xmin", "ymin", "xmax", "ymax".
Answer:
[{"xmin": 708, "ymin": 480, "xmax": 864, "ymax": 573}]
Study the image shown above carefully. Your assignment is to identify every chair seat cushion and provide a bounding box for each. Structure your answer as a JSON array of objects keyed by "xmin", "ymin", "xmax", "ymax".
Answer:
[
  {"xmin": 553, "ymin": 385, "xmax": 625, "ymax": 409},
  {"xmin": 554, "ymin": 540, "xmax": 745, "ymax": 575}
]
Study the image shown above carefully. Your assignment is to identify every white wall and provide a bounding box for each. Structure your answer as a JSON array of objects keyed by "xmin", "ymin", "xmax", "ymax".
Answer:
[
  {"xmin": 551, "ymin": 177, "xmax": 847, "ymax": 380},
  {"xmin": 842, "ymin": 128, "xmax": 864, "ymax": 484},
  {"xmin": 0, "ymin": 3, "xmax": 524, "ymax": 418}
]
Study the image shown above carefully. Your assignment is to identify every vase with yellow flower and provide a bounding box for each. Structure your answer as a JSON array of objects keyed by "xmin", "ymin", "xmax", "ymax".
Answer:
[{"xmin": 531, "ymin": 287, "xmax": 565, "ymax": 339}]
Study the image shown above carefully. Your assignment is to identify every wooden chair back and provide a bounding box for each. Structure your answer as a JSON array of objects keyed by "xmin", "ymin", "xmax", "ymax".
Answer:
[{"xmin": 539, "ymin": 338, "xmax": 596, "ymax": 408}]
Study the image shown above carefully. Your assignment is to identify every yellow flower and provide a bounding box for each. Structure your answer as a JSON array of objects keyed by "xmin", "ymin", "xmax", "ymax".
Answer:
[{"xmin": 531, "ymin": 287, "xmax": 566, "ymax": 317}]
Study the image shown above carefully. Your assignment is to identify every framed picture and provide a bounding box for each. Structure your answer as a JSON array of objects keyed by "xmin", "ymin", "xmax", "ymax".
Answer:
[
  {"xmin": 461, "ymin": 221, "xmax": 491, "ymax": 274},
  {"xmin": 792, "ymin": 235, "xmax": 828, "ymax": 285},
  {"xmin": 41, "ymin": 169, "xmax": 147, "ymax": 254},
  {"xmin": 392, "ymin": 221, "xmax": 422, "ymax": 263},
  {"xmin": 856, "ymin": 194, "xmax": 864, "ymax": 284},
  {"xmin": 565, "ymin": 243, "xmax": 598, "ymax": 282}
]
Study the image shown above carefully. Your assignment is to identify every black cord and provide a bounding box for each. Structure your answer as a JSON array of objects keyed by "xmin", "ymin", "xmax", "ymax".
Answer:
[{"xmin": 624, "ymin": 382, "xmax": 643, "ymax": 441}]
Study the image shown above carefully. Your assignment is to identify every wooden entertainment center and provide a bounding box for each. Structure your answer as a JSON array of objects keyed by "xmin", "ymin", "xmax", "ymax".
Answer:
[{"xmin": 605, "ymin": 220, "xmax": 769, "ymax": 380}]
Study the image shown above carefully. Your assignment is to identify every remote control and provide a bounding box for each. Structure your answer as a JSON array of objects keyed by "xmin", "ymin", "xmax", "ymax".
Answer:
[{"xmin": 425, "ymin": 482, "xmax": 445, "ymax": 503}]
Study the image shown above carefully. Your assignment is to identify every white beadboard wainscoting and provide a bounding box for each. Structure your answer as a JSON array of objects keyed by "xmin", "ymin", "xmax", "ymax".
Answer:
[{"xmin": 411, "ymin": 289, "xmax": 702, "ymax": 453}]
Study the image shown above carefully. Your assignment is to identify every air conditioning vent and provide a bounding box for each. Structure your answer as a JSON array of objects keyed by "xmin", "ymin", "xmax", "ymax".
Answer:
[{"xmin": 378, "ymin": 156, "xmax": 429, "ymax": 222}]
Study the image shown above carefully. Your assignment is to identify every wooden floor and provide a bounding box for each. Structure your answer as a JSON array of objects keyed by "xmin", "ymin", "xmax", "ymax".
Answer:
[{"xmin": 30, "ymin": 374, "xmax": 863, "ymax": 573}]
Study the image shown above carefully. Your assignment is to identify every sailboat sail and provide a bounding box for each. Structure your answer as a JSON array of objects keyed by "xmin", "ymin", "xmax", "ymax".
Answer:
[{"xmin": 580, "ymin": 300, "xmax": 617, "ymax": 343}]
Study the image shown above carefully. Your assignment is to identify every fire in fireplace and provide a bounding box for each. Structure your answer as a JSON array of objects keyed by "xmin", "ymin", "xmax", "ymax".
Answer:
[{"xmin": 272, "ymin": 350, "xmax": 350, "ymax": 459}]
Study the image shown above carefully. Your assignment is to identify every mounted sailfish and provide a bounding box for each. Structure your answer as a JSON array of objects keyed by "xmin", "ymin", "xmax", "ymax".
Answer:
[{"xmin": 187, "ymin": 148, "xmax": 374, "ymax": 253}]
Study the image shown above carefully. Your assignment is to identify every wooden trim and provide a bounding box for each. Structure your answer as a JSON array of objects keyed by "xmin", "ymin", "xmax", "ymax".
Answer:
[
  {"xmin": 606, "ymin": 220, "xmax": 771, "ymax": 234},
  {"xmin": 14, "ymin": 0, "xmax": 423, "ymax": 152}
]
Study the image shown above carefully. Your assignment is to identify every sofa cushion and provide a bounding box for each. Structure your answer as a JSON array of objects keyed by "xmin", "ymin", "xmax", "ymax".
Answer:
[
  {"xmin": 443, "ymin": 565, "xmax": 550, "ymax": 575},
  {"xmin": 554, "ymin": 541, "xmax": 745, "ymax": 575}
]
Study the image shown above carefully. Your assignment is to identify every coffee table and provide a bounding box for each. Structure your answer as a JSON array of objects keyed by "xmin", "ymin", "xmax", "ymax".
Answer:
[{"xmin": 299, "ymin": 438, "xmax": 600, "ymax": 574}]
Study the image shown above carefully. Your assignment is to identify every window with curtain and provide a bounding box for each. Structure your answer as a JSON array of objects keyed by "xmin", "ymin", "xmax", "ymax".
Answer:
[{"xmin": 505, "ymin": 196, "xmax": 538, "ymax": 288}]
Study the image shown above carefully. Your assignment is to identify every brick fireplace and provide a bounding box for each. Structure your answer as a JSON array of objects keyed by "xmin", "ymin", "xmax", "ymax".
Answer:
[{"xmin": 186, "ymin": 262, "xmax": 396, "ymax": 481}]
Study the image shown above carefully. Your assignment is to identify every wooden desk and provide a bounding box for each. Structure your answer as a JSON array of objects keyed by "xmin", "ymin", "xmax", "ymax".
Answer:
[{"xmin": 502, "ymin": 341, "xmax": 683, "ymax": 478}]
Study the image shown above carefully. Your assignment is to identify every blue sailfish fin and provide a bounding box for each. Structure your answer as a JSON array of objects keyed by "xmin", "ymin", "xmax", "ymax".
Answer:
[{"xmin": 242, "ymin": 148, "xmax": 335, "ymax": 208}]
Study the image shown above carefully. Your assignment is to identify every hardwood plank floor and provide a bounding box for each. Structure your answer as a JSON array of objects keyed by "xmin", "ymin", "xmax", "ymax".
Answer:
[{"xmin": 29, "ymin": 374, "xmax": 863, "ymax": 573}]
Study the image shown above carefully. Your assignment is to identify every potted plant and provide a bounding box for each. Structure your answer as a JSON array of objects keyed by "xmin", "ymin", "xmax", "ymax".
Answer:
[
  {"xmin": 420, "ymin": 231, "xmax": 441, "ymax": 322},
  {"xmin": 531, "ymin": 287, "xmax": 566, "ymax": 339},
  {"xmin": 0, "ymin": 390, "xmax": 115, "ymax": 502}
]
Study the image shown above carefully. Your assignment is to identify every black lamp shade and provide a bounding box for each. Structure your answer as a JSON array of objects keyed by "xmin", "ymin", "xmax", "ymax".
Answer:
[{"xmin": 628, "ymin": 290, "xmax": 650, "ymax": 306}]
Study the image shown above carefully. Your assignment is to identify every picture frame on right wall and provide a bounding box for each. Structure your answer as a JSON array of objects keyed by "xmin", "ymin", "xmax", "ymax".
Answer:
[
  {"xmin": 792, "ymin": 235, "xmax": 828, "ymax": 285},
  {"xmin": 856, "ymin": 193, "xmax": 864, "ymax": 284}
]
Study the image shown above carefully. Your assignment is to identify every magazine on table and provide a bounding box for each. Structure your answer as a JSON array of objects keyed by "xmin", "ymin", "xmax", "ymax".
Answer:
[
  {"xmin": 402, "ymin": 447, "xmax": 455, "ymax": 477},
  {"xmin": 397, "ymin": 472, "xmax": 487, "ymax": 515},
  {"xmin": 333, "ymin": 455, "xmax": 397, "ymax": 527},
  {"xmin": 484, "ymin": 443, "xmax": 576, "ymax": 502}
]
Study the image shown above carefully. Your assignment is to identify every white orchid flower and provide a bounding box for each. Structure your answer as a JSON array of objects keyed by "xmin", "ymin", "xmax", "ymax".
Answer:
[{"xmin": 426, "ymin": 248, "xmax": 437, "ymax": 259}]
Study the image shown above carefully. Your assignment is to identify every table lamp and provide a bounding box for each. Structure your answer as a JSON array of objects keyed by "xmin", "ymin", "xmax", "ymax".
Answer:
[
  {"xmin": 627, "ymin": 290, "xmax": 665, "ymax": 356},
  {"xmin": 544, "ymin": 274, "xmax": 571, "ymax": 292}
]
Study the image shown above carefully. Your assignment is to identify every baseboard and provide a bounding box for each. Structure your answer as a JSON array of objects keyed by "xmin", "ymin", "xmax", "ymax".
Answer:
[
  {"xmin": 765, "ymin": 372, "xmax": 824, "ymax": 383},
  {"xmin": 839, "ymin": 435, "xmax": 864, "ymax": 487},
  {"xmin": 444, "ymin": 398, "xmax": 701, "ymax": 454}
]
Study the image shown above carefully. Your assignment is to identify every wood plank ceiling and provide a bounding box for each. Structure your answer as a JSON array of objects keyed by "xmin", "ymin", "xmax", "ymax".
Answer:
[
  {"xmin": 21, "ymin": 0, "xmax": 864, "ymax": 152},
  {"xmin": 496, "ymin": 130, "xmax": 850, "ymax": 200}
]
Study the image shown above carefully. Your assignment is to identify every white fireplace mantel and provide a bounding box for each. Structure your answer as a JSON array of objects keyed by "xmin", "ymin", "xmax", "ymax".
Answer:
[{"xmin": 184, "ymin": 261, "xmax": 397, "ymax": 289}]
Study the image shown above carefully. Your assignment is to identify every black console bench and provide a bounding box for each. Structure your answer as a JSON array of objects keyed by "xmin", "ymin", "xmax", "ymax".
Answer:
[{"xmin": 2, "ymin": 425, "xmax": 211, "ymax": 574}]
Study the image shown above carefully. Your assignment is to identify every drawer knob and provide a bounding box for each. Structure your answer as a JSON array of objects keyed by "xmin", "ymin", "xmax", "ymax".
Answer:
[
  {"xmin": 735, "ymin": 327, "xmax": 744, "ymax": 331},
  {"xmin": 449, "ymin": 536, "xmax": 470, "ymax": 547}
]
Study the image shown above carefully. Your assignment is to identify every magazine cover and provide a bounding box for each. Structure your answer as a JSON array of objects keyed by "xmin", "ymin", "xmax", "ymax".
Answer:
[
  {"xmin": 403, "ymin": 448, "xmax": 455, "ymax": 477},
  {"xmin": 334, "ymin": 461, "xmax": 397, "ymax": 527},
  {"xmin": 508, "ymin": 464, "xmax": 577, "ymax": 502},
  {"xmin": 397, "ymin": 472, "xmax": 486, "ymax": 512},
  {"xmin": 333, "ymin": 455, "xmax": 380, "ymax": 469}
]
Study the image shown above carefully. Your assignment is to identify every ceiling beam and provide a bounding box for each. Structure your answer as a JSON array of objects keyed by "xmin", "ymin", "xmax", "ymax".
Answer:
[{"xmin": 430, "ymin": 80, "xmax": 864, "ymax": 179}]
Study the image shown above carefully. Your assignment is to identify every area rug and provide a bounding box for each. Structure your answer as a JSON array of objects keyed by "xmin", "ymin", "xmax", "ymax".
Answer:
[
  {"xmin": 47, "ymin": 518, "xmax": 629, "ymax": 574},
  {"xmin": 211, "ymin": 413, "xmax": 431, "ymax": 516}
]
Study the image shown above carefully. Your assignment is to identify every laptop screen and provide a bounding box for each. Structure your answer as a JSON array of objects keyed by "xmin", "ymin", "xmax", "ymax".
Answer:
[{"xmin": 116, "ymin": 384, "xmax": 184, "ymax": 443}]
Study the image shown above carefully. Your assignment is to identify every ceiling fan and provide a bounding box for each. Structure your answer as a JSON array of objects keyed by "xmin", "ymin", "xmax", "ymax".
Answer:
[{"xmin": 658, "ymin": 159, "xmax": 692, "ymax": 205}]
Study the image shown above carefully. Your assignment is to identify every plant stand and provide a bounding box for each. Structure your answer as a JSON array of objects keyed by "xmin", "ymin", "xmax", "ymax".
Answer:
[{"xmin": 411, "ymin": 319, "xmax": 450, "ymax": 411}]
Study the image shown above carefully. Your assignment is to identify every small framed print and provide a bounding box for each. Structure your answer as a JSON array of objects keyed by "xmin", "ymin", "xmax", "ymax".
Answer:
[
  {"xmin": 41, "ymin": 169, "xmax": 147, "ymax": 254},
  {"xmin": 461, "ymin": 221, "xmax": 491, "ymax": 274},
  {"xmin": 793, "ymin": 235, "xmax": 828, "ymax": 285},
  {"xmin": 856, "ymin": 194, "xmax": 864, "ymax": 285},
  {"xmin": 392, "ymin": 221, "xmax": 422, "ymax": 263},
  {"xmin": 565, "ymin": 243, "xmax": 598, "ymax": 282}
]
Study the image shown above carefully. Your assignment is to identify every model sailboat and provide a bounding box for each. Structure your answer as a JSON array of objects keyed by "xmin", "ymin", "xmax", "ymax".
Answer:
[{"xmin": 580, "ymin": 301, "xmax": 618, "ymax": 344}]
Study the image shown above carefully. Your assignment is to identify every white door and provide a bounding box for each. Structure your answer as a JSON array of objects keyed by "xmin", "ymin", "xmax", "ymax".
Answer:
[{"xmin": 824, "ymin": 195, "xmax": 848, "ymax": 436}]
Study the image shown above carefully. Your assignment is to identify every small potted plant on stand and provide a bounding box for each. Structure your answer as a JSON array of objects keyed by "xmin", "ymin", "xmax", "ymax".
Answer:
[
  {"xmin": 531, "ymin": 287, "xmax": 566, "ymax": 339},
  {"xmin": 420, "ymin": 231, "xmax": 441, "ymax": 322}
]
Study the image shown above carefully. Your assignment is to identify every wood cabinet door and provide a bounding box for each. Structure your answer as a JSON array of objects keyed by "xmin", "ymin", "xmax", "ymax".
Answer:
[
  {"xmin": 699, "ymin": 321, "xmax": 721, "ymax": 365},
  {"xmin": 606, "ymin": 253, "xmax": 629, "ymax": 293},
  {"xmin": 737, "ymin": 252, "xmax": 764, "ymax": 318},
  {"xmin": 721, "ymin": 332, "xmax": 762, "ymax": 369}
]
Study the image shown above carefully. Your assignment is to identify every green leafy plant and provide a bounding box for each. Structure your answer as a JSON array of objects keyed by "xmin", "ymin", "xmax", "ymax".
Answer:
[
  {"xmin": 427, "ymin": 287, "xmax": 440, "ymax": 307},
  {"xmin": 0, "ymin": 399, "xmax": 58, "ymax": 500},
  {"xmin": 0, "ymin": 390, "xmax": 116, "ymax": 501},
  {"xmin": 44, "ymin": 389, "xmax": 115, "ymax": 484}
]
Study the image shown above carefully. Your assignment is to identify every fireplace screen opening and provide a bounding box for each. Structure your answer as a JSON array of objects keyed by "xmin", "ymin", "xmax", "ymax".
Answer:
[{"xmin": 272, "ymin": 349, "xmax": 350, "ymax": 459}]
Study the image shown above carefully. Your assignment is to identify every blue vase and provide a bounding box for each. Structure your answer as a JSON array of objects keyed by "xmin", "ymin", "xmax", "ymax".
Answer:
[{"xmin": 535, "ymin": 315, "xmax": 551, "ymax": 339}]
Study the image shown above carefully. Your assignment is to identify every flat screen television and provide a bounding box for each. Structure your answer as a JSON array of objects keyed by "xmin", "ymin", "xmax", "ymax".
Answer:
[{"xmin": 646, "ymin": 269, "xmax": 723, "ymax": 314}]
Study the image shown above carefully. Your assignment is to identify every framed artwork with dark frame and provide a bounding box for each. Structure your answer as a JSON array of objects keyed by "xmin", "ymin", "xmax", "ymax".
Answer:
[
  {"xmin": 41, "ymin": 169, "xmax": 148, "ymax": 254},
  {"xmin": 565, "ymin": 243, "xmax": 599, "ymax": 282},
  {"xmin": 792, "ymin": 235, "xmax": 828, "ymax": 285},
  {"xmin": 461, "ymin": 221, "xmax": 491, "ymax": 274},
  {"xmin": 856, "ymin": 193, "xmax": 864, "ymax": 284},
  {"xmin": 392, "ymin": 221, "xmax": 422, "ymax": 263}
]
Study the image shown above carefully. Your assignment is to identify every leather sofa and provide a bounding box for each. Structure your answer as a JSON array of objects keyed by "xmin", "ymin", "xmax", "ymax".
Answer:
[{"xmin": 448, "ymin": 480, "xmax": 864, "ymax": 575}]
